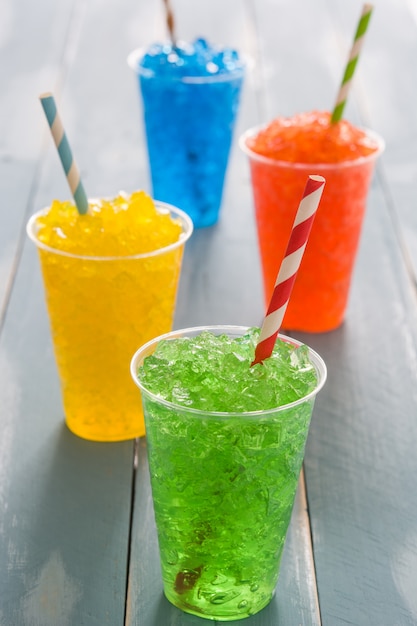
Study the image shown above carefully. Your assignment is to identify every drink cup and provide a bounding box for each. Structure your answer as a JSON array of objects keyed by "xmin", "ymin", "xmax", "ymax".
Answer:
[
  {"xmin": 27, "ymin": 201, "xmax": 193, "ymax": 442},
  {"xmin": 130, "ymin": 325, "xmax": 326, "ymax": 621},
  {"xmin": 240, "ymin": 125, "xmax": 384, "ymax": 332},
  {"xmin": 128, "ymin": 46, "xmax": 245, "ymax": 229}
]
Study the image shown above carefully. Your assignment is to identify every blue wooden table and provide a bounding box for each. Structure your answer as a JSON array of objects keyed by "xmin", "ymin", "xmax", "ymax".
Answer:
[{"xmin": 2, "ymin": 0, "xmax": 417, "ymax": 624}]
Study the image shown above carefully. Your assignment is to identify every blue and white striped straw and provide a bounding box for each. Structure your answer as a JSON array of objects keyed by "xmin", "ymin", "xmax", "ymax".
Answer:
[{"xmin": 39, "ymin": 92, "xmax": 89, "ymax": 215}]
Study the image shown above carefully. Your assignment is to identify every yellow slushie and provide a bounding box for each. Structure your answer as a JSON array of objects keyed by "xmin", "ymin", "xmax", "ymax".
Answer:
[{"xmin": 27, "ymin": 191, "xmax": 193, "ymax": 441}]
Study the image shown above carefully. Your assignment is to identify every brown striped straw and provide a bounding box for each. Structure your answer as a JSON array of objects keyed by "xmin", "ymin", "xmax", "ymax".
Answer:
[{"xmin": 162, "ymin": 0, "xmax": 177, "ymax": 46}]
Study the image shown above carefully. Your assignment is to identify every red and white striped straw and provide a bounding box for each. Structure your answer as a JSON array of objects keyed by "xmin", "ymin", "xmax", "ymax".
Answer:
[{"xmin": 252, "ymin": 175, "xmax": 326, "ymax": 366}]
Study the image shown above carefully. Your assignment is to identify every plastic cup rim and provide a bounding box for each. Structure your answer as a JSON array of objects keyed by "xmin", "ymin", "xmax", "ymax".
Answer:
[
  {"xmin": 26, "ymin": 199, "xmax": 194, "ymax": 261},
  {"xmin": 239, "ymin": 124, "xmax": 385, "ymax": 170},
  {"xmin": 127, "ymin": 46, "xmax": 247, "ymax": 84},
  {"xmin": 130, "ymin": 324, "xmax": 327, "ymax": 418}
]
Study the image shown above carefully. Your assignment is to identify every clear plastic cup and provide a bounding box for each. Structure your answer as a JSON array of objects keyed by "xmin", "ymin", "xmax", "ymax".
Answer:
[
  {"xmin": 27, "ymin": 201, "xmax": 193, "ymax": 442},
  {"xmin": 240, "ymin": 125, "xmax": 384, "ymax": 332},
  {"xmin": 130, "ymin": 325, "xmax": 326, "ymax": 620},
  {"xmin": 128, "ymin": 47, "xmax": 245, "ymax": 228}
]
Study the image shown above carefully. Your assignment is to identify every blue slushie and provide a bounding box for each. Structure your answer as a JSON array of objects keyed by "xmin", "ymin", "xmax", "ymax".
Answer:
[{"xmin": 128, "ymin": 38, "xmax": 245, "ymax": 228}]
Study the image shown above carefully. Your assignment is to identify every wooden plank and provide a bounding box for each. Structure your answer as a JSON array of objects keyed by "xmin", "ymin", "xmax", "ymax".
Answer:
[
  {"xmin": 328, "ymin": 0, "xmax": 417, "ymax": 282},
  {"xmin": 5, "ymin": 0, "xmax": 417, "ymax": 624},
  {"xmin": 255, "ymin": 0, "xmax": 417, "ymax": 620},
  {"xmin": 0, "ymin": 0, "xmax": 75, "ymax": 319},
  {"xmin": 296, "ymin": 181, "xmax": 417, "ymax": 625},
  {"xmin": 283, "ymin": 1, "xmax": 417, "ymax": 623},
  {"xmin": 127, "ymin": 1, "xmax": 323, "ymax": 623},
  {"xmin": 250, "ymin": 0, "xmax": 344, "ymax": 119},
  {"xmin": 232, "ymin": 0, "xmax": 417, "ymax": 623},
  {"xmin": 0, "ymin": 238, "xmax": 134, "ymax": 624},
  {"xmin": 0, "ymin": 0, "xmax": 147, "ymax": 622}
]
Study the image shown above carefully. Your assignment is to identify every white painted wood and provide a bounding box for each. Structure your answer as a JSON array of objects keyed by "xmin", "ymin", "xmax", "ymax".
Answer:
[{"xmin": 2, "ymin": 0, "xmax": 417, "ymax": 624}]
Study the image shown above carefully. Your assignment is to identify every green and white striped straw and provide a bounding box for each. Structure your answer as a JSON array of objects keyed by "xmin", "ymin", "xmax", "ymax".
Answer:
[
  {"xmin": 331, "ymin": 3, "xmax": 374, "ymax": 124},
  {"xmin": 40, "ymin": 92, "xmax": 89, "ymax": 214}
]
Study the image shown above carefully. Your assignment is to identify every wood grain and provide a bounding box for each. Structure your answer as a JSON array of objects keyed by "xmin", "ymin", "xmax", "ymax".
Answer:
[{"xmin": 2, "ymin": 0, "xmax": 417, "ymax": 624}]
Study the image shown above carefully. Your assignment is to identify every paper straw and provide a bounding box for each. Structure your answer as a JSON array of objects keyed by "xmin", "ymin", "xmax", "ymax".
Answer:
[
  {"xmin": 252, "ymin": 175, "xmax": 326, "ymax": 366},
  {"xmin": 162, "ymin": 0, "xmax": 176, "ymax": 46},
  {"xmin": 331, "ymin": 3, "xmax": 374, "ymax": 124},
  {"xmin": 39, "ymin": 92, "xmax": 89, "ymax": 215}
]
